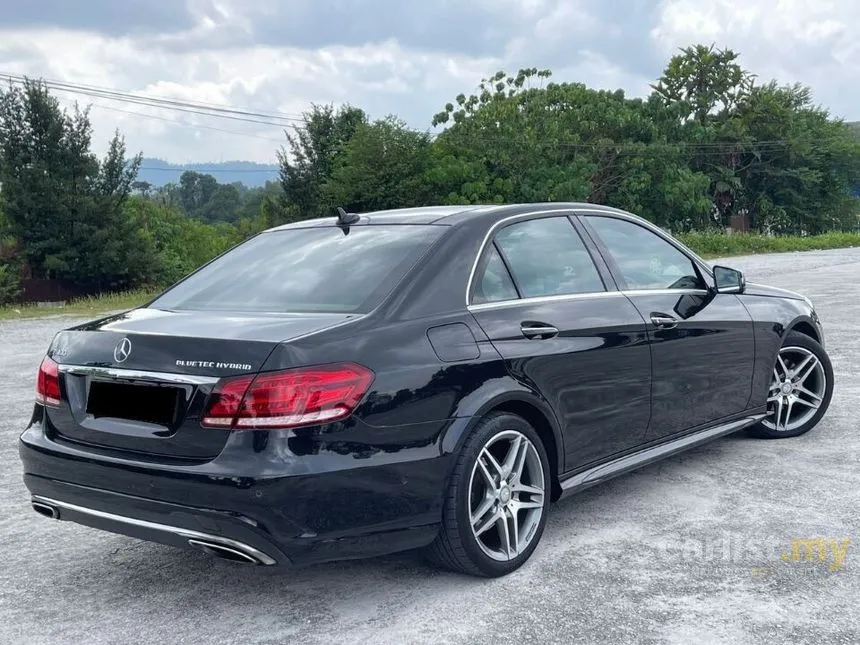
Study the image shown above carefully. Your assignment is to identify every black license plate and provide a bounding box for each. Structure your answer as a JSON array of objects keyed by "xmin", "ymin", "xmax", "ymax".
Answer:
[{"xmin": 86, "ymin": 381, "xmax": 182, "ymax": 426}]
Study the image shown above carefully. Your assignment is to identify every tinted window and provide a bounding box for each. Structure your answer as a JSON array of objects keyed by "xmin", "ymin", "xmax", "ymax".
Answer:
[
  {"xmin": 150, "ymin": 225, "xmax": 444, "ymax": 314},
  {"xmin": 493, "ymin": 217, "xmax": 604, "ymax": 298},
  {"xmin": 473, "ymin": 245, "xmax": 519, "ymax": 304},
  {"xmin": 585, "ymin": 216, "xmax": 704, "ymax": 291}
]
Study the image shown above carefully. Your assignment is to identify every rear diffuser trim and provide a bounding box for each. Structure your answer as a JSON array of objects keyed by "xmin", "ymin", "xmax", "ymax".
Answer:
[{"xmin": 30, "ymin": 494, "xmax": 277, "ymax": 565}]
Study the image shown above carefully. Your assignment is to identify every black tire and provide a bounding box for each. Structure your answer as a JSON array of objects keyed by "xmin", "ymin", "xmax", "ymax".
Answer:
[
  {"xmin": 749, "ymin": 331, "xmax": 834, "ymax": 439},
  {"xmin": 426, "ymin": 412, "xmax": 551, "ymax": 577}
]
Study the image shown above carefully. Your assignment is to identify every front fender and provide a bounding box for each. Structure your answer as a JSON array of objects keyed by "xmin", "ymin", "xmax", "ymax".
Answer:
[{"xmin": 740, "ymin": 292, "xmax": 822, "ymax": 407}]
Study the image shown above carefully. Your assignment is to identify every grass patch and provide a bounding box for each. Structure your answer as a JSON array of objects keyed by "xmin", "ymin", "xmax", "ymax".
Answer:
[
  {"xmin": 0, "ymin": 289, "xmax": 156, "ymax": 321},
  {"xmin": 678, "ymin": 231, "xmax": 860, "ymax": 258}
]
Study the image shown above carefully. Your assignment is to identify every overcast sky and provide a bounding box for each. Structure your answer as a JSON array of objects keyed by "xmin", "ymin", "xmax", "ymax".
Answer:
[{"xmin": 1, "ymin": 0, "xmax": 857, "ymax": 163}]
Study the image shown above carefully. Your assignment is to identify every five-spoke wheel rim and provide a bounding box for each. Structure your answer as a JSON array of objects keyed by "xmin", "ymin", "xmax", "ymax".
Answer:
[
  {"xmin": 468, "ymin": 430, "xmax": 545, "ymax": 562},
  {"xmin": 763, "ymin": 346, "xmax": 827, "ymax": 432}
]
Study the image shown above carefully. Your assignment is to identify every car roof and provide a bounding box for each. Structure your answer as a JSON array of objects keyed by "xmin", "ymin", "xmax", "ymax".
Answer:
[{"xmin": 265, "ymin": 203, "xmax": 626, "ymax": 231}]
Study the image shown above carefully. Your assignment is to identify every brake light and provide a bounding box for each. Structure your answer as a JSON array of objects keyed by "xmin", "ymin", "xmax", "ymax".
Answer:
[
  {"xmin": 36, "ymin": 356, "xmax": 61, "ymax": 407},
  {"xmin": 201, "ymin": 363, "xmax": 374, "ymax": 430}
]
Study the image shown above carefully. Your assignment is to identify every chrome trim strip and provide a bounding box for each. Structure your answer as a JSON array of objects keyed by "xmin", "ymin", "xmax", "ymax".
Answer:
[
  {"xmin": 467, "ymin": 288, "xmax": 711, "ymax": 312},
  {"xmin": 58, "ymin": 365, "xmax": 220, "ymax": 386},
  {"xmin": 465, "ymin": 208, "xmax": 594, "ymax": 307},
  {"xmin": 31, "ymin": 495, "xmax": 277, "ymax": 565},
  {"xmin": 465, "ymin": 205, "xmax": 716, "ymax": 307},
  {"xmin": 559, "ymin": 414, "xmax": 765, "ymax": 496},
  {"xmin": 573, "ymin": 208, "xmax": 715, "ymax": 278},
  {"xmin": 468, "ymin": 291, "xmax": 626, "ymax": 312},
  {"xmin": 620, "ymin": 289, "xmax": 711, "ymax": 297}
]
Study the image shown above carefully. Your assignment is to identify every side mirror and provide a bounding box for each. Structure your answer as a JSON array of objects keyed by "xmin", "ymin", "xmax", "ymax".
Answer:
[{"xmin": 713, "ymin": 265, "xmax": 745, "ymax": 294}]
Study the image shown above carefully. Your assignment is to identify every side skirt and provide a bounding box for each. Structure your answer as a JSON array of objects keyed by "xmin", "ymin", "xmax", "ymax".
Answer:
[{"xmin": 558, "ymin": 413, "xmax": 766, "ymax": 499}]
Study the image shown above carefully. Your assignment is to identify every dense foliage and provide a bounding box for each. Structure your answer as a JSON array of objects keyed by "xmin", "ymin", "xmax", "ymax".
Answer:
[{"xmin": 1, "ymin": 44, "xmax": 859, "ymax": 304}]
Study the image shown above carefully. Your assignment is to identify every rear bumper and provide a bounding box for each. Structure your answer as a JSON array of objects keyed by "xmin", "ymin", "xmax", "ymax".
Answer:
[
  {"xmin": 19, "ymin": 420, "xmax": 453, "ymax": 567},
  {"xmin": 28, "ymin": 486, "xmax": 279, "ymax": 565}
]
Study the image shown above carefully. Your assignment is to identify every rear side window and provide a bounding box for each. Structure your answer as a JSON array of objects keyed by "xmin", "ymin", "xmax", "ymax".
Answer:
[
  {"xmin": 150, "ymin": 225, "xmax": 444, "ymax": 314},
  {"xmin": 493, "ymin": 217, "xmax": 605, "ymax": 298},
  {"xmin": 472, "ymin": 245, "xmax": 519, "ymax": 304}
]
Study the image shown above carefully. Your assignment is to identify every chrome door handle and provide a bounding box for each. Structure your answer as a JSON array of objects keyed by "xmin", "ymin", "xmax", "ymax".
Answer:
[
  {"xmin": 650, "ymin": 314, "xmax": 678, "ymax": 330},
  {"xmin": 521, "ymin": 324, "xmax": 559, "ymax": 339}
]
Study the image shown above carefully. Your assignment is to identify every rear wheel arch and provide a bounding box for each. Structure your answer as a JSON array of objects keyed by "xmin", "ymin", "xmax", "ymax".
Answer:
[
  {"xmin": 443, "ymin": 392, "xmax": 563, "ymax": 501},
  {"xmin": 491, "ymin": 400, "xmax": 562, "ymax": 502}
]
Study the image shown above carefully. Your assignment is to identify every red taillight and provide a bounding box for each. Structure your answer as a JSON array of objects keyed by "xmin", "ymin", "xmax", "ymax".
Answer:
[
  {"xmin": 35, "ymin": 356, "xmax": 61, "ymax": 407},
  {"xmin": 201, "ymin": 363, "xmax": 374, "ymax": 430}
]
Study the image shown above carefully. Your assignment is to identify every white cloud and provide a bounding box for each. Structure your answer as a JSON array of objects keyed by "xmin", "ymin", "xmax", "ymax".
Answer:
[
  {"xmin": 2, "ymin": 0, "xmax": 860, "ymax": 164},
  {"xmin": 0, "ymin": 28, "xmax": 498, "ymax": 163}
]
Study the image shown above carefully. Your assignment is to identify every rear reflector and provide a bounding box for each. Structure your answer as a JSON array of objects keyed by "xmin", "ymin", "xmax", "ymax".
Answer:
[
  {"xmin": 201, "ymin": 363, "xmax": 374, "ymax": 430},
  {"xmin": 35, "ymin": 356, "xmax": 61, "ymax": 407}
]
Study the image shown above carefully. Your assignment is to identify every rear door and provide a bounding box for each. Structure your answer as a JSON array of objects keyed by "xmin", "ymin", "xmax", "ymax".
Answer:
[
  {"xmin": 578, "ymin": 212, "xmax": 755, "ymax": 440},
  {"xmin": 468, "ymin": 213, "xmax": 652, "ymax": 471}
]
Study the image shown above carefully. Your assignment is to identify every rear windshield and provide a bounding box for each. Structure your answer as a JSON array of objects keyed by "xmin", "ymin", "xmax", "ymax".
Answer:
[{"xmin": 149, "ymin": 225, "xmax": 445, "ymax": 314}]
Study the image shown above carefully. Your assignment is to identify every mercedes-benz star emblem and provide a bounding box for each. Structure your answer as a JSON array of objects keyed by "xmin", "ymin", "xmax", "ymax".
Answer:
[{"xmin": 114, "ymin": 337, "xmax": 132, "ymax": 363}]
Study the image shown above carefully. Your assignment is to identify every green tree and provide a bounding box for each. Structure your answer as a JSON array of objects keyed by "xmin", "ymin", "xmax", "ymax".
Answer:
[
  {"xmin": 0, "ymin": 80, "xmax": 144, "ymax": 287},
  {"xmin": 652, "ymin": 44, "xmax": 754, "ymax": 125},
  {"xmin": 178, "ymin": 171, "xmax": 219, "ymax": 217},
  {"xmin": 123, "ymin": 195, "xmax": 241, "ymax": 286},
  {"xmin": 277, "ymin": 104, "xmax": 366, "ymax": 220},
  {"xmin": 653, "ymin": 46, "xmax": 860, "ymax": 231},
  {"xmin": 323, "ymin": 117, "xmax": 433, "ymax": 212},
  {"xmin": 430, "ymin": 68, "xmax": 712, "ymax": 228}
]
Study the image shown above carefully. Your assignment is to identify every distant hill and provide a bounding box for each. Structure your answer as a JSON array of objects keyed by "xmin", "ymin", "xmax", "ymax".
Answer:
[{"xmin": 136, "ymin": 159, "xmax": 279, "ymax": 188}]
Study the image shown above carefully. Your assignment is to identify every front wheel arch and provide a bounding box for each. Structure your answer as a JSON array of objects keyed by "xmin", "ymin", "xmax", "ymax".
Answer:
[
  {"xmin": 751, "ymin": 330, "xmax": 833, "ymax": 439},
  {"xmin": 788, "ymin": 319, "xmax": 820, "ymax": 344}
]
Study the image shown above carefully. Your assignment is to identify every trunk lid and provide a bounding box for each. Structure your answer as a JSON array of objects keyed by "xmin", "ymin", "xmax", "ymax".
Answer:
[{"xmin": 44, "ymin": 307, "xmax": 360, "ymax": 460}]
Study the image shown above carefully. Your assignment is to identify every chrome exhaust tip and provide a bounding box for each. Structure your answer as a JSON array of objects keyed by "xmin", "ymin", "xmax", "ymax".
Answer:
[
  {"xmin": 32, "ymin": 501, "xmax": 60, "ymax": 520},
  {"xmin": 187, "ymin": 539, "xmax": 262, "ymax": 565}
]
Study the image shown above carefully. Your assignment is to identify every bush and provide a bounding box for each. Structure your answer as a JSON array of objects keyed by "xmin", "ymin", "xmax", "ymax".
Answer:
[
  {"xmin": 0, "ymin": 263, "xmax": 21, "ymax": 305},
  {"xmin": 677, "ymin": 231, "xmax": 860, "ymax": 258}
]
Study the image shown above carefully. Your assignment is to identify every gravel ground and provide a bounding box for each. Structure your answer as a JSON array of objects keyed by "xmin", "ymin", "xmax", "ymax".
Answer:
[{"xmin": 1, "ymin": 248, "xmax": 859, "ymax": 645}]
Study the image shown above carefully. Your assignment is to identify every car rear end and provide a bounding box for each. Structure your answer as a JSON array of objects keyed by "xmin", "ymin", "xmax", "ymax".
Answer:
[{"xmin": 19, "ymin": 219, "xmax": 454, "ymax": 566}]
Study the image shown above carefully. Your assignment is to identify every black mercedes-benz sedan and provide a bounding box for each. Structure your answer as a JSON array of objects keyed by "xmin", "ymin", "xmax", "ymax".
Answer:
[{"xmin": 19, "ymin": 203, "xmax": 833, "ymax": 577}]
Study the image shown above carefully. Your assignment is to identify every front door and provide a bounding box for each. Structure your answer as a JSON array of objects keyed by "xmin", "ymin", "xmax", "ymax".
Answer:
[
  {"xmin": 468, "ymin": 214, "xmax": 652, "ymax": 470},
  {"xmin": 580, "ymin": 213, "xmax": 755, "ymax": 441}
]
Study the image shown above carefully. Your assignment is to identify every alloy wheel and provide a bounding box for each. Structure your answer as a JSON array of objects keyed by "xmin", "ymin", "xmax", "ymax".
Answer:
[
  {"xmin": 468, "ymin": 430, "xmax": 546, "ymax": 562},
  {"xmin": 763, "ymin": 346, "xmax": 827, "ymax": 432}
]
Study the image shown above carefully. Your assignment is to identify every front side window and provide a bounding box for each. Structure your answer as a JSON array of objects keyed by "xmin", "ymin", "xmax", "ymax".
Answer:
[
  {"xmin": 585, "ymin": 216, "xmax": 705, "ymax": 291},
  {"xmin": 150, "ymin": 225, "xmax": 444, "ymax": 314},
  {"xmin": 492, "ymin": 217, "xmax": 605, "ymax": 298}
]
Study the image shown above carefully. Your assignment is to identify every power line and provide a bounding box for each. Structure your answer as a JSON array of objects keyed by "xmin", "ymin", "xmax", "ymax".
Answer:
[
  {"xmin": 90, "ymin": 102, "xmax": 288, "ymax": 144},
  {"xmin": 0, "ymin": 72, "xmax": 307, "ymax": 129},
  {"xmin": 138, "ymin": 167, "xmax": 278, "ymax": 173},
  {"xmin": 0, "ymin": 72, "xmax": 306, "ymax": 122}
]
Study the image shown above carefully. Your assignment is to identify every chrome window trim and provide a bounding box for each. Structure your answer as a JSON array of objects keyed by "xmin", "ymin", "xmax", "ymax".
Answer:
[
  {"xmin": 465, "ymin": 206, "xmax": 716, "ymax": 308},
  {"xmin": 468, "ymin": 291, "xmax": 626, "ymax": 312},
  {"xmin": 574, "ymin": 208, "xmax": 715, "ymax": 280},
  {"xmin": 622, "ymin": 289, "xmax": 711, "ymax": 297},
  {"xmin": 466, "ymin": 208, "xmax": 611, "ymax": 307},
  {"xmin": 58, "ymin": 365, "xmax": 220, "ymax": 386},
  {"xmin": 467, "ymin": 288, "xmax": 710, "ymax": 312}
]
